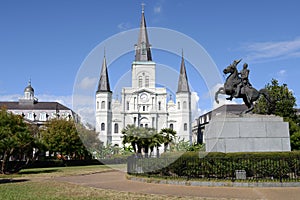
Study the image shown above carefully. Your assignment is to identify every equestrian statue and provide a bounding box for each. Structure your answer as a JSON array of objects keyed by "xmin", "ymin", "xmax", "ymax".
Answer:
[{"xmin": 215, "ymin": 59, "xmax": 271, "ymax": 114}]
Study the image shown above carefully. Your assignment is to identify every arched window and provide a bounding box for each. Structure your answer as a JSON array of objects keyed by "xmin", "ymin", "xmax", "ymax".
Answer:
[
  {"xmin": 183, "ymin": 101, "xmax": 187, "ymax": 109},
  {"xmin": 126, "ymin": 101, "xmax": 129, "ymax": 110},
  {"xmin": 138, "ymin": 76, "xmax": 143, "ymax": 87},
  {"xmin": 96, "ymin": 101, "xmax": 99, "ymax": 110},
  {"xmin": 108, "ymin": 102, "xmax": 111, "ymax": 110},
  {"xmin": 178, "ymin": 102, "xmax": 181, "ymax": 110},
  {"xmin": 169, "ymin": 123, "xmax": 173, "ymax": 130},
  {"xmin": 101, "ymin": 101, "xmax": 105, "ymax": 109},
  {"xmin": 145, "ymin": 76, "xmax": 149, "ymax": 87},
  {"xmin": 114, "ymin": 123, "xmax": 119, "ymax": 133},
  {"xmin": 101, "ymin": 123, "xmax": 105, "ymax": 131},
  {"xmin": 158, "ymin": 101, "xmax": 161, "ymax": 110},
  {"xmin": 184, "ymin": 123, "xmax": 187, "ymax": 131}
]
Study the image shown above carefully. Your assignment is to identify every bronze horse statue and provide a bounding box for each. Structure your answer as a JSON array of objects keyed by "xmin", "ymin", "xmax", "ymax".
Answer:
[{"xmin": 215, "ymin": 59, "xmax": 271, "ymax": 114}]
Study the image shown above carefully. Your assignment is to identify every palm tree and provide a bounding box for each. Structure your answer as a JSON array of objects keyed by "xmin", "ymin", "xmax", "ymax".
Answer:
[
  {"xmin": 149, "ymin": 132, "xmax": 163, "ymax": 158},
  {"xmin": 159, "ymin": 128, "xmax": 177, "ymax": 153},
  {"xmin": 121, "ymin": 125, "xmax": 137, "ymax": 154},
  {"xmin": 121, "ymin": 125, "xmax": 162, "ymax": 158}
]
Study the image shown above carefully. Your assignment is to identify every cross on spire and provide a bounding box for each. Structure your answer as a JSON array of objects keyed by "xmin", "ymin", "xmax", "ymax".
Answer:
[{"xmin": 141, "ymin": 3, "xmax": 145, "ymax": 13}]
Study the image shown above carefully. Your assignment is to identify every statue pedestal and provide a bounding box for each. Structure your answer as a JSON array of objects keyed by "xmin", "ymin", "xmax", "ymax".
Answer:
[{"xmin": 204, "ymin": 114, "xmax": 291, "ymax": 153}]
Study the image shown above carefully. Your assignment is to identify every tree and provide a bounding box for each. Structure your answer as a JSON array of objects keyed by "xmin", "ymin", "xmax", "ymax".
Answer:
[
  {"xmin": 75, "ymin": 123, "xmax": 102, "ymax": 156},
  {"xmin": 159, "ymin": 128, "xmax": 177, "ymax": 152},
  {"xmin": 121, "ymin": 125, "xmax": 162, "ymax": 158},
  {"xmin": 41, "ymin": 119, "xmax": 90, "ymax": 160},
  {"xmin": 254, "ymin": 79, "xmax": 297, "ymax": 119},
  {"xmin": 254, "ymin": 79, "xmax": 300, "ymax": 150},
  {"xmin": 0, "ymin": 108, "xmax": 40, "ymax": 174}
]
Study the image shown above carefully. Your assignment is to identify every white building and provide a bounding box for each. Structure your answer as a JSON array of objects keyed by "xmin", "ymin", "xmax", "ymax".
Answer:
[
  {"xmin": 0, "ymin": 81, "xmax": 78, "ymax": 126},
  {"xmin": 95, "ymin": 8, "xmax": 192, "ymax": 146}
]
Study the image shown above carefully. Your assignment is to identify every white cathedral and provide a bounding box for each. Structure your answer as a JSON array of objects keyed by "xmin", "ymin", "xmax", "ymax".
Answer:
[{"xmin": 95, "ymin": 8, "xmax": 192, "ymax": 147}]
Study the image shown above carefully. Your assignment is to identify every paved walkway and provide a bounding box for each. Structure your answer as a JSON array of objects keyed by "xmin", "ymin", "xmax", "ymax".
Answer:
[{"xmin": 55, "ymin": 170, "xmax": 300, "ymax": 200}]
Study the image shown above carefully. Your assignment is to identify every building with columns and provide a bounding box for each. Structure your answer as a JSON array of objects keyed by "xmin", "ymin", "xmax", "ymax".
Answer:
[
  {"xmin": 95, "ymin": 8, "xmax": 192, "ymax": 146},
  {"xmin": 0, "ymin": 81, "xmax": 78, "ymax": 126}
]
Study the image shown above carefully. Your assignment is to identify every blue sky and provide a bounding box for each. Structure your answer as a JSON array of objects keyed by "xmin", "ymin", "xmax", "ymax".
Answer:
[{"xmin": 1, "ymin": 0, "xmax": 300, "ymax": 123}]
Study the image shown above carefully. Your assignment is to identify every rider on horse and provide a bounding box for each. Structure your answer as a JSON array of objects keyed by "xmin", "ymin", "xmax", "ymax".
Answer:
[
  {"xmin": 235, "ymin": 63, "xmax": 252, "ymax": 98},
  {"xmin": 215, "ymin": 59, "xmax": 271, "ymax": 114}
]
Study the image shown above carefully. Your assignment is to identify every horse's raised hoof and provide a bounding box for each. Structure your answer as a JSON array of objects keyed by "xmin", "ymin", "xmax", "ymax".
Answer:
[
  {"xmin": 216, "ymin": 100, "xmax": 219, "ymax": 104},
  {"xmin": 226, "ymin": 96, "xmax": 233, "ymax": 101}
]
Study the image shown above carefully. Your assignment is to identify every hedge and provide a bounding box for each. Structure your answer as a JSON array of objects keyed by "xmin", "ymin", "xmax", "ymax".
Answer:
[{"xmin": 128, "ymin": 151, "xmax": 300, "ymax": 181}]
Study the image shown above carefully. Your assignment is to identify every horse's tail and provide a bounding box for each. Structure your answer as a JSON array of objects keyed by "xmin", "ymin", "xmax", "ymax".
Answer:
[{"xmin": 259, "ymin": 89, "xmax": 272, "ymax": 103}]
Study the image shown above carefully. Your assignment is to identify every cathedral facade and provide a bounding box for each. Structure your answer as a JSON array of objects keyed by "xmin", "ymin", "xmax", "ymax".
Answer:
[{"xmin": 95, "ymin": 9, "xmax": 192, "ymax": 146}]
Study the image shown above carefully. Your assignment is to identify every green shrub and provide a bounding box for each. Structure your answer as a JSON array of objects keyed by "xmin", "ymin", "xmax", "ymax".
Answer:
[{"xmin": 130, "ymin": 151, "xmax": 300, "ymax": 181}]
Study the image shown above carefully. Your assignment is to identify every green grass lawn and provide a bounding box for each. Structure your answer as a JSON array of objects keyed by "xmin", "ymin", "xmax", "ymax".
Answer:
[
  {"xmin": 0, "ymin": 180, "xmax": 185, "ymax": 200},
  {"xmin": 0, "ymin": 165, "xmax": 114, "ymax": 179},
  {"xmin": 0, "ymin": 165, "xmax": 205, "ymax": 200}
]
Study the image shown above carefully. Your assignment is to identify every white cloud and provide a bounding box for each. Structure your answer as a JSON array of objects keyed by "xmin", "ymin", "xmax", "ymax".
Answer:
[
  {"xmin": 211, "ymin": 83, "xmax": 240, "ymax": 109},
  {"xmin": 117, "ymin": 22, "xmax": 132, "ymax": 31},
  {"xmin": 0, "ymin": 94, "xmax": 20, "ymax": 101},
  {"xmin": 241, "ymin": 37, "xmax": 300, "ymax": 62},
  {"xmin": 37, "ymin": 94, "xmax": 73, "ymax": 109},
  {"xmin": 72, "ymin": 94, "xmax": 95, "ymax": 125},
  {"xmin": 78, "ymin": 77, "xmax": 98, "ymax": 90},
  {"xmin": 278, "ymin": 69, "xmax": 286, "ymax": 76},
  {"xmin": 191, "ymin": 92, "xmax": 200, "ymax": 120},
  {"xmin": 154, "ymin": 6, "xmax": 162, "ymax": 14}
]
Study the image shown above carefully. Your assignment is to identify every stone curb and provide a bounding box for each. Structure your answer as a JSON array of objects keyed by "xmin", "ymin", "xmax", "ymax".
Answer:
[{"xmin": 127, "ymin": 175, "xmax": 300, "ymax": 187}]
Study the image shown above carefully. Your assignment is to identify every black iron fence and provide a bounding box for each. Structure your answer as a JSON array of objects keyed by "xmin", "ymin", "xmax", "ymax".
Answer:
[{"xmin": 127, "ymin": 154, "xmax": 300, "ymax": 182}]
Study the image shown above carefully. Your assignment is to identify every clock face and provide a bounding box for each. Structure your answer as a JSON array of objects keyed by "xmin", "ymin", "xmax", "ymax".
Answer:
[{"xmin": 140, "ymin": 92, "xmax": 149, "ymax": 102}]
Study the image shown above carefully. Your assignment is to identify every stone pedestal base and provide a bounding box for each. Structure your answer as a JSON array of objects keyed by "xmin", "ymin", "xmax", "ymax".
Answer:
[{"xmin": 204, "ymin": 114, "xmax": 291, "ymax": 153}]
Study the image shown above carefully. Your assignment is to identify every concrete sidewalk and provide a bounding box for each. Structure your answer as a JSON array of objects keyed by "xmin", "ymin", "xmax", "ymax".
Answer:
[{"xmin": 55, "ymin": 170, "xmax": 300, "ymax": 200}]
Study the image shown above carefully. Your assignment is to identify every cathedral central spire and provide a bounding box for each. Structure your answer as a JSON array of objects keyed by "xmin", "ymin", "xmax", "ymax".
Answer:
[{"xmin": 135, "ymin": 4, "xmax": 152, "ymax": 61}]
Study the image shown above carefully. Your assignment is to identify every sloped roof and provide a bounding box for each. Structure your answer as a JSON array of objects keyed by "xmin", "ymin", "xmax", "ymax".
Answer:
[
  {"xmin": 96, "ymin": 55, "xmax": 111, "ymax": 93},
  {"xmin": 0, "ymin": 101, "xmax": 71, "ymax": 110},
  {"xmin": 177, "ymin": 53, "xmax": 190, "ymax": 93}
]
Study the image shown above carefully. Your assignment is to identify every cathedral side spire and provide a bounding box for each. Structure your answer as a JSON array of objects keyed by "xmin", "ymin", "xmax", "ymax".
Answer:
[
  {"xmin": 177, "ymin": 50, "xmax": 190, "ymax": 93},
  {"xmin": 135, "ymin": 4, "xmax": 152, "ymax": 61},
  {"xmin": 97, "ymin": 52, "xmax": 111, "ymax": 93}
]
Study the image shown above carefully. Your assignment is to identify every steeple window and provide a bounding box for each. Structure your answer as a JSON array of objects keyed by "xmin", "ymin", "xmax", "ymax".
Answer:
[
  {"xmin": 141, "ymin": 42, "xmax": 146, "ymax": 55},
  {"xmin": 101, "ymin": 101, "xmax": 105, "ymax": 109},
  {"xmin": 183, "ymin": 101, "xmax": 187, "ymax": 109},
  {"xmin": 145, "ymin": 76, "xmax": 149, "ymax": 87},
  {"xmin": 138, "ymin": 76, "xmax": 143, "ymax": 87}
]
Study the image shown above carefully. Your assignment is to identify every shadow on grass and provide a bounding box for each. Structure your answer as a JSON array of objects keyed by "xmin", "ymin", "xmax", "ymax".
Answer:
[
  {"xmin": 19, "ymin": 169, "xmax": 61, "ymax": 175},
  {"xmin": 0, "ymin": 179, "xmax": 29, "ymax": 184}
]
